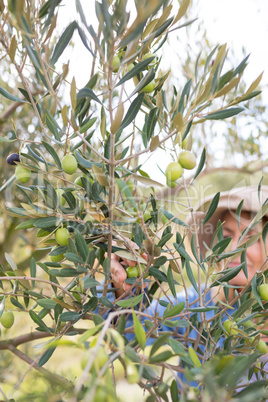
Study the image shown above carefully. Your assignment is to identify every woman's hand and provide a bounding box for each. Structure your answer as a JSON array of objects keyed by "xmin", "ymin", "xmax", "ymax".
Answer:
[
  {"xmin": 110, "ymin": 243, "xmax": 148, "ymax": 298},
  {"xmin": 110, "ymin": 253, "xmax": 136, "ymax": 293}
]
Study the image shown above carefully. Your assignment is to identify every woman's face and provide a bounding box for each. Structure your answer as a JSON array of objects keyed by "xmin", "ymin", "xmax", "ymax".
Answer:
[{"xmin": 221, "ymin": 211, "xmax": 265, "ymax": 289}]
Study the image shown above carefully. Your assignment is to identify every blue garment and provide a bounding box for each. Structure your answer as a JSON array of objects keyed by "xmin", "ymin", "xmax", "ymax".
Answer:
[
  {"xmin": 107, "ymin": 285, "xmax": 234, "ymax": 344},
  {"xmin": 145, "ymin": 285, "xmax": 219, "ymax": 344},
  {"xmin": 104, "ymin": 284, "xmax": 268, "ymax": 388}
]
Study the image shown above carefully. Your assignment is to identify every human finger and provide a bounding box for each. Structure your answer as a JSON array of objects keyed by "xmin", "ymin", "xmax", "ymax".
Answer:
[{"xmin": 111, "ymin": 258, "xmax": 127, "ymax": 286}]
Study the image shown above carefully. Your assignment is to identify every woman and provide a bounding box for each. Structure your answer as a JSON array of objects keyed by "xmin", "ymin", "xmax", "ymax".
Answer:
[
  {"xmin": 111, "ymin": 185, "xmax": 268, "ymax": 301},
  {"xmin": 108, "ymin": 185, "xmax": 268, "ymax": 387},
  {"xmin": 187, "ymin": 185, "xmax": 268, "ymax": 305}
]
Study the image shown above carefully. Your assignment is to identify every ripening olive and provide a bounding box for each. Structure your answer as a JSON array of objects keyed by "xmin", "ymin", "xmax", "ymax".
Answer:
[{"xmin": 6, "ymin": 153, "xmax": 20, "ymax": 165}]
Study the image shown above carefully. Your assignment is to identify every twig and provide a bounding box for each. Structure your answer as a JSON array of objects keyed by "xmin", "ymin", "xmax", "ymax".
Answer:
[
  {"xmin": 0, "ymin": 331, "xmax": 51, "ymax": 350},
  {"xmin": 75, "ymin": 308, "xmax": 152, "ymax": 394},
  {"xmin": 0, "ymin": 328, "xmax": 86, "ymax": 351},
  {"xmin": 0, "ymin": 90, "xmax": 44, "ymax": 121},
  {"xmin": 0, "ymin": 276, "xmax": 77, "ymax": 301},
  {"xmin": 0, "ymin": 385, "xmax": 7, "ymax": 401},
  {"xmin": 7, "ymin": 345, "xmax": 73, "ymax": 390}
]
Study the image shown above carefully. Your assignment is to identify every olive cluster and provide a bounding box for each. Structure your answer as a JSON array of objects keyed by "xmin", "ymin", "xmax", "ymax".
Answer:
[
  {"xmin": 6, "ymin": 152, "xmax": 78, "ymax": 184},
  {"xmin": 112, "ymin": 50, "xmax": 157, "ymax": 93},
  {"xmin": 6, "ymin": 152, "xmax": 89, "ymax": 264},
  {"xmin": 165, "ymin": 150, "xmax": 196, "ymax": 188}
]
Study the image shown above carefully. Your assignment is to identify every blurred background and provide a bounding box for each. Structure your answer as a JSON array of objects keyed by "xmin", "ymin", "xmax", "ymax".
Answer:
[{"xmin": 0, "ymin": 1, "xmax": 267, "ymax": 399}]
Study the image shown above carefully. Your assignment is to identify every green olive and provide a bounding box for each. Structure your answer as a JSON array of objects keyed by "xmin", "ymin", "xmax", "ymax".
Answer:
[
  {"xmin": 61, "ymin": 154, "xmax": 78, "ymax": 175},
  {"xmin": 166, "ymin": 179, "xmax": 177, "ymax": 188},
  {"xmin": 50, "ymin": 247, "xmax": 65, "ymax": 263},
  {"xmin": 142, "ymin": 52, "xmax": 156, "ymax": 69},
  {"xmin": 161, "ymin": 214, "xmax": 169, "ymax": 225},
  {"xmin": 256, "ymin": 339, "xmax": 267, "ymax": 354},
  {"xmin": 81, "ymin": 346, "xmax": 108, "ymax": 372},
  {"xmin": 127, "ymin": 179, "xmax": 134, "ymax": 192},
  {"xmin": 55, "ymin": 228, "xmax": 70, "ymax": 246},
  {"xmin": 143, "ymin": 210, "xmax": 152, "ymax": 222},
  {"xmin": 140, "ymin": 264, "xmax": 149, "ymax": 278},
  {"xmin": 126, "ymin": 264, "xmax": 148, "ymax": 279},
  {"xmin": 165, "ymin": 162, "xmax": 183, "ymax": 182},
  {"xmin": 178, "ymin": 151, "xmax": 196, "ymax": 170},
  {"xmin": 123, "ymin": 63, "xmax": 135, "ymax": 76},
  {"xmin": 258, "ymin": 284, "xmax": 268, "ymax": 301},
  {"xmin": 214, "ymin": 355, "xmax": 234, "ymax": 374},
  {"xmin": 0, "ymin": 311, "xmax": 14, "ymax": 329},
  {"xmin": 74, "ymin": 176, "xmax": 83, "ymax": 187},
  {"xmin": 55, "ymin": 189, "xmax": 66, "ymax": 207},
  {"xmin": 223, "ymin": 319, "xmax": 238, "ymax": 335},
  {"xmin": 142, "ymin": 52, "xmax": 155, "ymax": 61},
  {"xmin": 126, "ymin": 362, "xmax": 139, "ymax": 384},
  {"xmin": 142, "ymin": 79, "xmax": 155, "ymax": 93},
  {"xmin": 112, "ymin": 55, "xmax": 120, "ymax": 72},
  {"xmin": 126, "ymin": 266, "xmax": 139, "ymax": 278},
  {"xmin": 15, "ymin": 165, "xmax": 31, "ymax": 183},
  {"xmin": 181, "ymin": 138, "xmax": 187, "ymax": 149}
]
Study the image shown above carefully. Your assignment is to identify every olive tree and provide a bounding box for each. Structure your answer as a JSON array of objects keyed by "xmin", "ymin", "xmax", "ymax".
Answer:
[{"xmin": 0, "ymin": 0, "xmax": 267, "ymax": 400}]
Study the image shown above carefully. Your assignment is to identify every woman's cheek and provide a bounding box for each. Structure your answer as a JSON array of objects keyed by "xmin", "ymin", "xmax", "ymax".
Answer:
[{"xmin": 246, "ymin": 241, "xmax": 264, "ymax": 276}]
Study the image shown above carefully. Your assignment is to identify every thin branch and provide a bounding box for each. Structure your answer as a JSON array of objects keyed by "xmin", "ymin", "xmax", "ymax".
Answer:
[
  {"xmin": 0, "ymin": 90, "xmax": 44, "ymax": 121},
  {"xmin": 0, "ymin": 386, "xmax": 7, "ymax": 401},
  {"xmin": 7, "ymin": 345, "xmax": 73, "ymax": 390},
  {"xmin": 0, "ymin": 276, "xmax": 77, "ymax": 301},
  {"xmin": 0, "ymin": 331, "xmax": 51, "ymax": 350},
  {"xmin": 75, "ymin": 308, "xmax": 153, "ymax": 393}
]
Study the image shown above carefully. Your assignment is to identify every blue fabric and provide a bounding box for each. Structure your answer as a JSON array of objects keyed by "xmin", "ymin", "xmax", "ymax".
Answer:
[
  {"xmin": 106, "ymin": 284, "xmax": 233, "ymax": 343},
  {"xmin": 103, "ymin": 284, "xmax": 268, "ymax": 387}
]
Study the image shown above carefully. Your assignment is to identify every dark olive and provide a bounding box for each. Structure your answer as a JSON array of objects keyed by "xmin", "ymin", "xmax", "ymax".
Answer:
[{"xmin": 6, "ymin": 153, "xmax": 20, "ymax": 165}]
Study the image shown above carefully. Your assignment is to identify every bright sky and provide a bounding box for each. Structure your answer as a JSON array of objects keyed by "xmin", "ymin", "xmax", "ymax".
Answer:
[
  {"xmin": 59, "ymin": 0, "xmax": 268, "ymax": 91},
  {"xmin": 58, "ymin": 1, "xmax": 268, "ymax": 182},
  {"xmin": 198, "ymin": 0, "xmax": 268, "ymax": 97}
]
